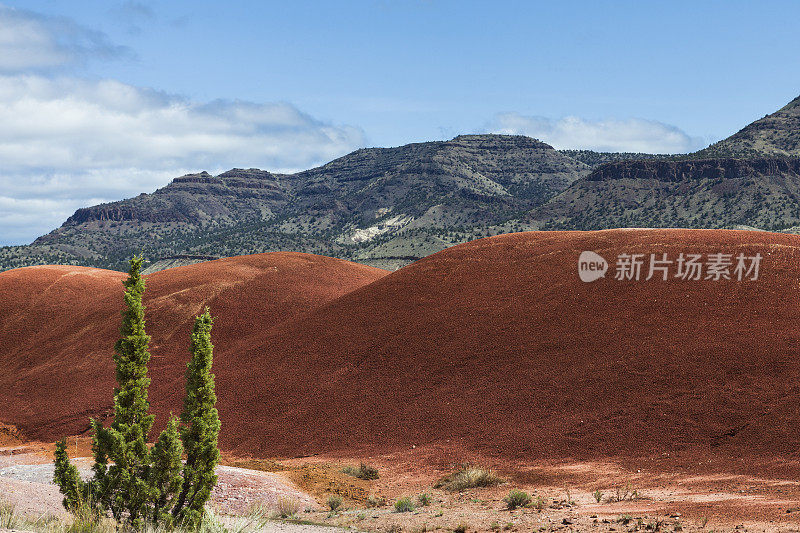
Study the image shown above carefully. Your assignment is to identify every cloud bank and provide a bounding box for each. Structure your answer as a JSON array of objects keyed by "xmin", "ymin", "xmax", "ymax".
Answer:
[
  {"xmin": 0, "ymin": 6, "xmax": 365, "ymax": 245},
  {"xmin": 487, "ymin": 113, "xmax": 705, "ymax": 154},
  {"xmin": 0, "ymin": 75, "xmax": 365, "ymax": 244}
]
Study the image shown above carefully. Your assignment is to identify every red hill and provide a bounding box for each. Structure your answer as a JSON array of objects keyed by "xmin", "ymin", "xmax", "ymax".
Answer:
[
  {"xmin": 0, "ymin": 253, "xmax": 388, "ymax": 441},
  {"xmin": 212, "ymin": 230, "xmax": 800, "ymax": 462},
  {"xmin": 3, "ymin": 231, "xmax": 800, "ymax": 465}
]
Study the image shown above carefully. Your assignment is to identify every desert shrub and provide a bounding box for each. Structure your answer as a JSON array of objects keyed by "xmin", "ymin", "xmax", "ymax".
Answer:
[
  {"xmin": 394, "ymin": 497, "xmax": 416, "ymax": 513},
  {"xmin": 611, "ymin": 483, "xmax": 640, "ymax": 502},
  {"xmin": 327, "ymin": 495, "xmax": 343, "ymax": 512},
  {"xmin": 366, "ymin": 495, "xmax": 386, "ymax": 508},
  {"xmin": 593, "ymin": 489, "xmax": 603, "ymax": 503},
  {"xmin": 274, "ymin": 497, "xmax": 300, "ymax": 518},
  {"xmin": 531, "ymin": 495, "xmax": 546, "ymax": 510},
  {"xmin": 503, "ymin": 490, "xmax": 531, "ymax": 510},
  {"xmin": 454, "ymin": 523, "xmax": 468, "ymax": 533},
  {"xmin": 342, "ymin": 462, "xmax": 379, "ymax": 480},
  {"xmin": 417, "ymin": 493, "xmax": 431, "ymax": 506},
  {"xmin": 434, "ymin": 464, "xmax": 500, "ymax": 492}
]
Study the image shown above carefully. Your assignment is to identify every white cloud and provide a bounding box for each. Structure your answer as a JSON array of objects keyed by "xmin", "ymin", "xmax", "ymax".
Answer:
[
  {"xmin": 0, "ymin": 4, "xmax": 128, "ymax": 71},
  {"xmin": 0, "ymin": 75, "xmax": 366, "ymax": 245},
  {"xmin": 487, "ymin": 113, "xmax": 705, "ymax": 154}
]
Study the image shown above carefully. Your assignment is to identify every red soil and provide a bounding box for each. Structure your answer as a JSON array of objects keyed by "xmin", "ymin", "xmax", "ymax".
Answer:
[
  {"xmin": 3, "ymin": 230, "xmax": 800, "ymax": 468},
  {"xmin": 0, "ymin": 253, "xmax": 387, "ymax": 440},
  {"xmin": 213, "ymin": 229, "xmax": 800, "ymax": 464}
]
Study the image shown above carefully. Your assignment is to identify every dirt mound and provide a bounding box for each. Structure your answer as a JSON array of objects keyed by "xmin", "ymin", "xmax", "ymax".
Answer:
[
  {"xmin": 0, "ymin": 253, "xmax": 387, "ymax": 441},
  {"xmin": 212, "ymin": 230, "xmax": 800, "ymax": 462}
]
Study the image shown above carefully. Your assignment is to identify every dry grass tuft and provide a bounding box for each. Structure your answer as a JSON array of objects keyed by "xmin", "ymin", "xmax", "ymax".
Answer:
[{"xmin": 434, "ymin": 464, "xmax": 501, "ymax": 492}]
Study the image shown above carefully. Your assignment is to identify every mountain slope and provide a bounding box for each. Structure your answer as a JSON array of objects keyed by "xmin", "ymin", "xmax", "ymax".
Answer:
[
  {"xmin": 0, "ymin": 135, "xmax": 589, "ymax": 272},
  {"xmin": 691, "ymin": 94, "xmax": 800, "ymax": 158},
  {"xmin": 212, "ymin": 229, "xmax": 800, "ymax": 460},
  {"xmin": 527, "ymin": 157, "xmax": 800, "ymax": 231}
]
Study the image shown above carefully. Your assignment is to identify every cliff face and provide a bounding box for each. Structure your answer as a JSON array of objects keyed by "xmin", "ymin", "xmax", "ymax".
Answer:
[
  {"xmin": 63, "ymin": 170, "xmax": 290, "ymax": 226},
  {"xmin": 585, "ymin": 157, "xmax": 800, "ymax": 182},
  {"xmin": 530, "ymin": 157, "xmax": 800, "ymax": 231}
]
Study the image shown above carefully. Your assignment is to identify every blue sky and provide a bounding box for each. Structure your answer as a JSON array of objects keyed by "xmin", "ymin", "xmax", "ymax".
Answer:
[{"xmin": 1, "ymin": 0, "xmax": 800, "ymax": 244}]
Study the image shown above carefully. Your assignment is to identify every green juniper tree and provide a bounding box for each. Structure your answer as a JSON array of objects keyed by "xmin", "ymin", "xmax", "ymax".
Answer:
[
  {"xmin": 148, "ymin": 415, "xmax": 184, "ymax": 526},
  {"xmin": 91, "ymin": 254, "xmax": 156, "ymax": 525},
  {"xmin": 53, "ymin": 438, "xmax": 85, "ymax": 512},
  {"xmin": 54, "ymin": 257, "xmax": 221, "ymax": 528},
  {"xmin": 173, "ymin": 308, "xmax": 221, "ymax": 528}
]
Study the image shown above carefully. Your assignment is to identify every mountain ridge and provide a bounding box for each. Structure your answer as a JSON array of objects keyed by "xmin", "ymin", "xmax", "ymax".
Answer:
[
  {"xmin": 4, "ymin": 93, "xmax": 800, "ymax": 273},
  {"xmin": 2, "ymin": 134, "xmax": 590, "ymax": 271},
  {"xmin": 688, "ymin": 93, "xmax": 800, "ymax": 159}
]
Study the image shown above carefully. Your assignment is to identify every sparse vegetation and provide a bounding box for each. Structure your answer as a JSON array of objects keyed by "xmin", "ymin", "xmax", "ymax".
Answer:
[
  {"xmin": 0, "ymin": 499, "xmax": 250, "ymax": 533},
  {"xmin": 326, "ymin": 495, "xmax": 343, "ymax": 512},
  {"xmin": 610, "ymin": 483, "xmax": 640, "ymax": 502},
  {"xmin": 454, "ymin": 523, "xmax": 468, "ymax": 533},
  {"xmin": 366, "ymin": 495, "xmax": 386, "ymax": 508},
  {"xmin": 434, "ymin": 464, "xmax": 501, "ymax": 492},
  {"xmin": 593, "ymin": 489, "xmax": 603, "ymax": 503},
  {"xmin": 417, "ymin": 493, "xmax": 431, "ymax": 507},
  {"xmin": 341, "ymin": 462, "xmax": 379, "ymax": 480},
  {"xmin": 531, "ymin": 495, "xmax": 546, "ymax": 511},
  {"xmin": 274, "ymin": 497, "xmax": 300, "ymax": 518},
  {"xmin": 503, "ymin": 490, "xmax": 531, "ymax": 510},
  {"xmin": 394, "ymin": 497, "xmax": 416, "ymax": 513}
]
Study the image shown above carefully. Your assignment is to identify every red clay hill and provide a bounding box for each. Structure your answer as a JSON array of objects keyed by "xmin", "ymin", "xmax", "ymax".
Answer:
[
  {"xmin": 3, "ymin": 230, "xmax": 800, "ymax": 464},
  {"xmin": 214, "ymin": 229, "xmax": 800, "ymax": 462},
  {"xmin": 0, "ymin": 253, "xmax": 387, "ymax": 440}
]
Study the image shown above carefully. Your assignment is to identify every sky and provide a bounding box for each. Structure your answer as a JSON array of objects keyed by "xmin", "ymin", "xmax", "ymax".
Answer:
[{"xmin": 1, "ymin": 1, "xmax": 800, "ymax": 245}]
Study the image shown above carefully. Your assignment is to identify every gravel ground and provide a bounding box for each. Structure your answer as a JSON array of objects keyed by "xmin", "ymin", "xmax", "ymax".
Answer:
[{"xmin": 0, "ymin": 456, "xmax": 335, "ymax": 533}]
